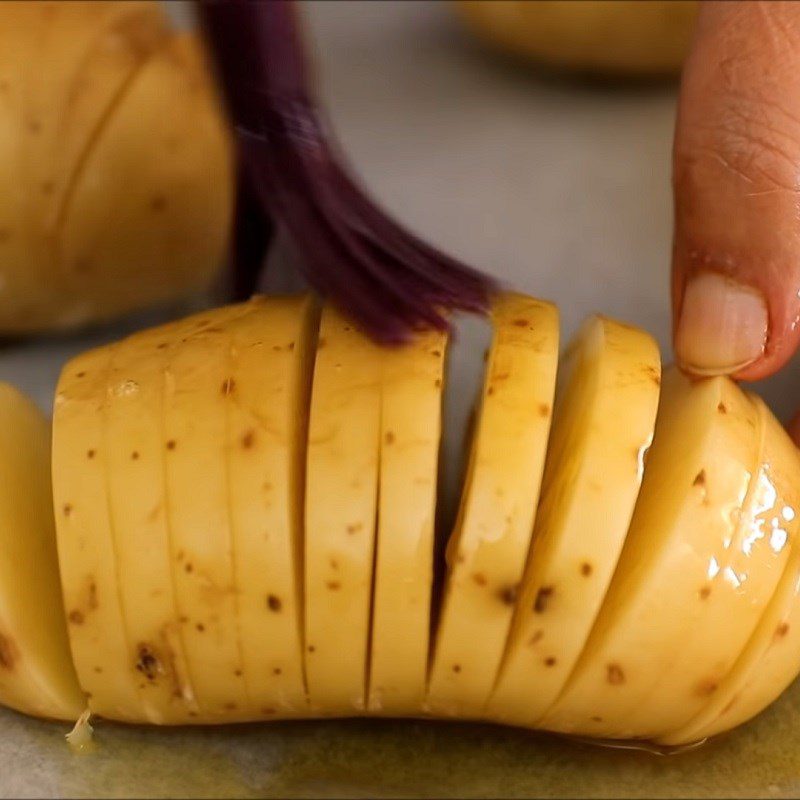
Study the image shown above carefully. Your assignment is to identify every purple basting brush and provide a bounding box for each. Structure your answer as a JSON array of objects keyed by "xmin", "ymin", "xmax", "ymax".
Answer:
[{"xmin": 198, "ymin": 0, "xmax": 495, "ymax": 343}]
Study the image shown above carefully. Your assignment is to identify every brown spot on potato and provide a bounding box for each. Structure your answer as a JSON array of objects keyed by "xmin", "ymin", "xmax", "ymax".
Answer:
[
  {"xmin": 27, "ymin": 118, "xmax": 41, "ymax": 134},
  {"xmin": 606, "ymin": 663, "xmax": 625, "ymax": 685},
  {"xmin": 86, "ymin": 449, "xmax": 95, "ymax": 459},
  {"xmin": 580, "ymin": 562, "xmax": 592, "ymax": 577},
  {"xmin": 157, "ymin": 342, "xmax": 169, "ymax": 350},
  {"xmin": 539, "ymin": 404, "xmax": 550, "ymax": 417},
  {"xmin": 150, "ymin": 195, "xmax": 167, "ymax": 212},
  {"xmin": 699, "ymin": 586, "xmax": 711, "ymax": 600},
  {"xmin": 184, "ymin": 563, "xmax": 193, "ymax": 573},
  {"xmin": 544, "ymin": 657, "xmax": 557, "ymax": 667},
  {"xmin": 513, "ymin": 319, "xmax": 529, "ymax": 327},
  {"xmin": 534, "ymin": 586, "xmax": 554, "ymax": 613},
  {"xmin": 307, "ymin": 645, "xmax": 316, "ymax": 653},
  {"xmin": 241, "ymin": 429, "xmax": 255, "ymax": 449},
  {"xmin": 195, "ymin": 623, "xmax": 205, "ymax": 632},
  {"xmin": 267, "ymin": 594, "xmax": 282, "ymax": 612},
  {"xmin": 385, "ymin": 431, "xmax": 395, "ymax": 445},
  {"xmin": 591, "ymin": 716, "xmax": 603, "ymax": 723},
  {"xmin": 63, "ymin": 503, "xmax": 73, "ymax": 517},
  {"xmin": 326, "ymin": 581, "xmax": 341, "ymax": 591},
  {"xmin": 493, "ymin": 372, "xmax": 510, "ymax": 382},
  {"xmin": 498, "ymin": 585, "xmax": 517, "ymax": 605},
  {"xmin": 76, "ymin": 371, "xmax": 86, "ymax": 378},
  {"xmin": 94, "ymin": 667, "xmax": 103, "ymax": 674},
  {"xmin": 452, "ymin": 664, "xmax": 462, "ymax": 673},
  {"xmin": 135, "ymin": 645, "xmax": 161, "ymax": 681},
  {"xmin": 432, "ymin": 350, "xmax": 442, "ymax": 357},
  {"xmin": 224, "ymin": 702, "xmax": 237, "ymax": 711},
  {"xmin": 329, "ymin": 558, "xmax": 339, "ymax": 570},
  {"xmin": 40, "ymin": 180, "xmax": 54, "ymax": 195},
  {"xmin": 166, "ymin": 440, "xmax": 176, "ymax": 451},
  {"xmin": 472, "ymin": 572, "xmax": 488, "ymax": 587},
  {"xmin": 695, "ymin": 679, "xmax": 718, "ymax": 697},
  {"xmin": 434, "ymin": 378, "xmax": 442, "ymax": 388},
  {"xmin": 131, "ymin": 451, "xmax": 140, "ymax": 460},
  {"xmin": 234, "ymin": 669, "xmax": 242, "ymax": 677},
  {"xmin": 273, "ymin": 667, "xmax": 282, "ymax": 675},
  {"xmin": 693, "ymin": 470, "xmax": 706, "ymax": 487},
  {"xmin": 221, "ymin": 378, "xmax": 236, "ymax": 396},
  {"xmin": 68, "ymin": 610, "xmax": 84, "ymax": 625},
  {"xmin": 346, "ymin": 522, "xmax": 363, "ymax": 535},
  {"xmin": 0, "ymin": 635, "xmax": 14, "ymax": 670},
  {"xmin": 718, "ymin": 403, "xmax": 727, "ymax": 414},
  {"xmin": 528, "ymin": 630, "xmax": 544, "ymax": 647},
  {"xmin": 87, "ymin": 580, "xmax": 98, "ymax": 610},
  {"xmin": 261, "ymin": 707, "xmax": 276, "ymax": 715},
  {"xmin": 487, "ymin": 387, "xmax": 495, "ymax": 396},
  {"xmin": 776, "ymin": 622, "xmax": 790, "ymax": 639}
]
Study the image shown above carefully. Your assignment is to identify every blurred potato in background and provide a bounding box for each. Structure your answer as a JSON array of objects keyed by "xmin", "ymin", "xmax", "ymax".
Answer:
[
  {"xmin": 456, "ymin": 0, "xmax": 697, "ymax": 78},
  {"xmin": 0, "ymin": 1, "xmax": 233, "ymax": 336}
]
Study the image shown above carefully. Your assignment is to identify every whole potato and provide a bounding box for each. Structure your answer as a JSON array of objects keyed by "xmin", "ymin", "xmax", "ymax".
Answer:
[
  {"xmin": 456, "ymin": 0, "xmax": 697, "ymax": 77},
  {"xmin": 0, "ymin": 1, "xmax": 233, "ymax": 335}
]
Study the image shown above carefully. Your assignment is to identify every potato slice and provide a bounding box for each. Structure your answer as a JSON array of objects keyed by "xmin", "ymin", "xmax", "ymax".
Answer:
[
  {"xmin": 485, "ymin": 315, "xmax": 659, "ymax": 729},
  {"xmin": 427, "ymin": 294, "xmax": 558, "ymax": 718},
  {"xmin": 542, "ymin": 369, "xmax": 761, "ymax": 739},
  {"xmin": 53, "ymin": 345, "xmax": 146, "ymax": 721},
  {"xmin": 103, "ymin": 311, "xmax": 229, "ymax": 724},
  {"xmin": 162, "ymin": 305, "xmax": 255, "ymax": 719},
  {"xmin": 225, "ymin": 296, "xmax": 317, "ymax": 718},
  {"xmin": 659, "ymin": 396, "xmax": 800, "ymax": 746},
  {"xmin": 368, "ymin": 329, "xmax": 447, "ymax": 715},
  {"xmin": 305, "ymin": 307, "xmax": 382, "ymax": 714},
  {"xmin": 619, "ymin": 392, "xmax": 792, "ymax": 738},
  {"xmin": 0, "ymin": 384, "xmax": 84, "ymax": 720}
]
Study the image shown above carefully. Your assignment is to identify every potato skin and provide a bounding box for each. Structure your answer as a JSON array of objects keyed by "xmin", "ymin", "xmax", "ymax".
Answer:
[
  {"xmin": 456, "ymin": 1, "xmax": 697, "ymax": 78},
  {"xmin": 0, "ymin": 2, "xmax": 233, "ymax": 336}
]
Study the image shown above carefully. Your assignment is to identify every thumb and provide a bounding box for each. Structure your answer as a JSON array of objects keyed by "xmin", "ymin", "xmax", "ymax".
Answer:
[{"xmin": 673, "ymin": 1, "xmax": 800, "ymax": 381}]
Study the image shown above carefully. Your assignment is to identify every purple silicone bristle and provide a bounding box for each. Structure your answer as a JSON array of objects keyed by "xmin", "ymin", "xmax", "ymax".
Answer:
[{"xmin": 198, "ymin": 0, "xmax": 496, "ymax": 342}]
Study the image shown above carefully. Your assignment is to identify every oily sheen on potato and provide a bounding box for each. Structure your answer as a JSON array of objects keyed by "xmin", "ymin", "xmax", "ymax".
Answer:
[{"xmin": 0, "ymin": 290, "xmax": 794, "ymax": 747}]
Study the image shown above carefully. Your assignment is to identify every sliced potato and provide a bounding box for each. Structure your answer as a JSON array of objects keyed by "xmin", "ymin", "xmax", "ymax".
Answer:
[
  {"xmin": 0, "ymin": 383, "xmax": 84, "ymax": 720},
  {"xmin": 487, "ymin": 315, "xmax": 660, "ymax": 729},
  {"xmin": 53, "ymin": 345, "xmax": 146, "ymax": 721},
  {"xmin": 368, "ymin": 329, "xmax": 447, "ymax": 715},
  {"xmin": 621, "ymin": 392, "xmax": 792, "ymax": 738},
  {"xmin": 542, "ymin": 370, "xmax": 761, "ymax": 739},
  {"xmin": 162, "ymin": 304, "xmax": 254, "ymax": 720},
  {"xmin": 104, "ymin": 312, "xmax": 221, "ymax": 724},
  {"xmin": 305, "ymin": 308, "xmax": 382, "ymax": 714},
  {"xmin": 659, "ymin": 396, "xmax": 800, "ymax": 745},
  {"xmin": 226, "ymin": 296, "xmax": 317, "ymax": 718},
  {"xmin": 427, "ymin": 294, "xmax": 558, "ymax": 718}
]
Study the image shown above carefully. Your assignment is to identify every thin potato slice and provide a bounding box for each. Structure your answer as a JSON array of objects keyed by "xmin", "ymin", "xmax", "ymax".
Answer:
[
  {"xmin": 659, "ymin": 396, "xmax": 800, "ymax": 746},
  {"xmin": 621, "ymin": 393, "xmax": 792, "ymax": 738},
  {"xmin": 0, "ymin": 384, "xmax": 84, "ymax": 720},
  {"xmin": 162, "ymin": 305, "xmax": 254, "ymax": 720},
  {"xmin": 428, "ymin": 294, "xmax": 558, "ymax": 718},
  {"xmin": 53, "ymin": 346, "xmax": 146, "ymax": 721},
  {"xmin": 542, "ymin": 370, "xmax": 761, "ymax": 739},
  {"xmin": 305, "ymin": 307, "xmax": 382, "ymax": 715},
  {"xmin": 225, "ymin": 296, "xmax": 317, "ymax": 718},
  {"xmin": 368, "ymin": 329, "xmax": 447, "ymax": 715},
  {"xmin": 486, "ymin": 315, "xmax": 660, "ymax": 729},
  {"xmin": 103, "ymin": 311, "xmax": 227, "ymax": 724}
]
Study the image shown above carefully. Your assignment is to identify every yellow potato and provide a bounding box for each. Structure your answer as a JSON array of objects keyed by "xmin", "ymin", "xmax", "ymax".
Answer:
[
  {"xmin": 304, "ymin": 308, "xmax": 383, "ymax": 715},
  {"xmin": 53, "ymin": 345, "xmax": 147, "ymax": 721},
  {"xmin": 161, "ymin": 304, "xmax": 255, "ymax": 720},
  {"xmin": 620, "ymin": 393, "xmax": 793, "ymax": 739},
  {"xmin": 659, "ymin": 395, "xmax": 800, "ymax": 746},
  {"xmin": 0, "ymin": 384, "xmax": 84, "ymax": 720},
  {"xmin": 428, "ymin": 295, "xmax": 558, "ymax": 718},
  {"xmin": 487, "ymin": 315, "xmax": 659, "ymax": 729},
  {"xmin": 225, "ymin": 296, "xmax": 317, "ymax": 718},
  {"xmin": 0, "ymin": 3, "xmax": 232, "ymax": 335},
  {"xmin": 368, "ymin": 329, "xmax": 447, "ymax": 715},
  {"xmin": 542, "ymin": 370, "xmax": 762, "ymax": 739},
  {"xmin": 456, "ymin": 0, "xmax": 697, "ymax": 77}
]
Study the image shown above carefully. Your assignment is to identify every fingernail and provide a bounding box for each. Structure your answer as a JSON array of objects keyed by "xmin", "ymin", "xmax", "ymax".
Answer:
[{"xmin": 675, "ymin": 272, "xmax": 768, "ymax": 375}]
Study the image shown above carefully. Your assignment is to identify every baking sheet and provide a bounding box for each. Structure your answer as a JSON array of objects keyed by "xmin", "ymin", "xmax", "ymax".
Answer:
[{"xmin": 1, "ymin": 2, "xmax": 798, "ymax": 796}]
